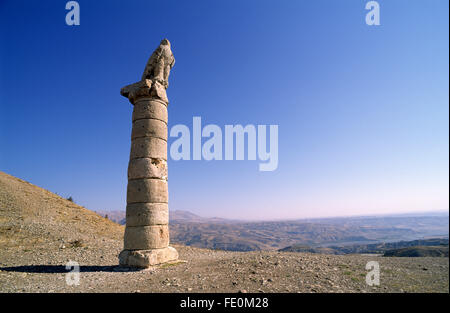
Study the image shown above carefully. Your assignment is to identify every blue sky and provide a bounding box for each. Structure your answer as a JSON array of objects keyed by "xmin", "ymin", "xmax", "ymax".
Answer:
[{"xmin": 0, "ymin": 0, "xmax": 448, "ymax": 219}]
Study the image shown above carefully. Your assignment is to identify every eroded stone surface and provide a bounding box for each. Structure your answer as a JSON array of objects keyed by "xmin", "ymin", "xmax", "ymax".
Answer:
[
  {"xmin": 128, "ymin": 158, "xmax": 167, "ymax": 180},
  {"xmin": 120, "ymin": 80, "xmax": 169, "ymax": 104},
  {"xmin": 118, "ymin": 246, "xmax": 179, "ymax": 268},
  {"xmin": 141, "ymin": 39, "xmax": 175, "ymax": 89},
  {"xmin": 130, "ymin": 137, "xmax": 167, "ymax": 160},
  {"xmin": 131, "ymin": 118, "xmax": 167, "ymax": 141},
  {"xmin": 124, "ymin": 225, "xmax": 169, "ymax": 250},
  {"xmin": 126, "ymin": 203, "xmax": 169, "ymax": 226},
  {"xmin": 132, "ymin": 99, "xmax": 168, "ymax": 122},
  {"xmin": 127, "ymin": 178, "xmax": 168, "ymax": 204}
]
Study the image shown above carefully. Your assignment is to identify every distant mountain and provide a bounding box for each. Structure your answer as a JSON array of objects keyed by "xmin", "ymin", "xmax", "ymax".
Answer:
[
  {"xmin": 170, "ymin": 210, "xmax": 233, "ymax": 223},
  {"xmin": 94, "ymin": 209, "xmax": 233, "ymax": 225},
  {"xmin": 170, "ymin": 210, "xmax": 202, "ymax": 222}
]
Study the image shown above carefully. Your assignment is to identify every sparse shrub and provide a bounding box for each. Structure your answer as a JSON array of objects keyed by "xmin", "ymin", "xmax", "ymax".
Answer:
[
  {"xmin": 105, "ymin": 214, "xmax": 109, "ymax": 219},
  {"xmin": 67, "ymin": 196, "xmax": 74, "ymax": 203},
  {"xmin": 69, "ymin": 239, "xmax": 84, "ymax": 248}
]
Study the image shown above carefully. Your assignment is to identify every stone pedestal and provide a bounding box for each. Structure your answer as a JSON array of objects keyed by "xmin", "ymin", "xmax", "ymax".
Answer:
[{"xmin": 118, "ymin": 39, "xmax": 178, "ymax": 268}]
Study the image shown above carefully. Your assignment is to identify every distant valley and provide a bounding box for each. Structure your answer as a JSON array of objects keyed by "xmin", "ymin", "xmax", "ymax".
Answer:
[{"xmin": 95, "ymin": 209, "xmax": 449, "ymax": 253}]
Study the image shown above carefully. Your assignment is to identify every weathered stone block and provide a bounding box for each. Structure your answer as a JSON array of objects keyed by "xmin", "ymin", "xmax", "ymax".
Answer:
[
  {"xmin": 126, "ymin": 203, "xmax": 169, "ymax": 226},
  {"xmin": 131, "ymin": 118, "xmax": 167, "ymax": 141},
  {"xmin": 127, "ymin": 178, "xmax": 168, "ymax": 204},
  {"xmin": 132, "ymin": 99, "xmax": 168, "ymax": 123},
  {"xmin": 130, "ymin": 137, "xmax": 167, "ymax": 160},
  {"xmin": 124, "ymin": 225, "xmax": 169, "ymax": 250},
  {"xmin": 128, "ymin": 158, "xmax": 167, "ymax": 180},
  {"xmin": 119, "ymin": 246, "xmax": 179, "ymax": 268}
]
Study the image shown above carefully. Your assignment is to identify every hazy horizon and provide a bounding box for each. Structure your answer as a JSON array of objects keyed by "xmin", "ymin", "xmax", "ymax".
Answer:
[{"xmin": 94, "ymin": 206, "xmax": 449, "ymax": 222}]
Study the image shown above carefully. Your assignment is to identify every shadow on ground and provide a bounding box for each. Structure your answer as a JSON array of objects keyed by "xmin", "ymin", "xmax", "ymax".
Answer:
[{"xmin": 0, "ymin": 265, "xmax": 142, "ymax": 273}]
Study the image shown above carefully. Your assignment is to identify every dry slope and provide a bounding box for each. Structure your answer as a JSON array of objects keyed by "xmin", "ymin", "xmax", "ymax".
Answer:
[{"xmin": 0, "ymin": 171, "xmax": 124, "ymax": 249}]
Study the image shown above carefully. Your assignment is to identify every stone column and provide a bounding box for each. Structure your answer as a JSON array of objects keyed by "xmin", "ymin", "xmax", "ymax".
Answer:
[{"xmin": 118, "ymin": 39, "xmax": 178, "ymax": 268}]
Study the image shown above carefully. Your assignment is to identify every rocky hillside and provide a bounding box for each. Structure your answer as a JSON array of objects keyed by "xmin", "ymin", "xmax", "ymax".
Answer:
[
  {"xmin": 0, "ymin": 171, "xmax": 448, "ymax": 293},
  {"xmin": 0, "ymin": 171, "xmax": 124, "ymax": 250},
  {"xmin": 280, "ymin": 239, "xmax": 449, "ymax": 255},
  {"xmin": 383, "ymin": 246, "xmax": 449, "ymax": 257}
]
